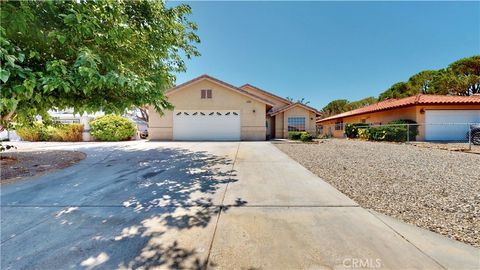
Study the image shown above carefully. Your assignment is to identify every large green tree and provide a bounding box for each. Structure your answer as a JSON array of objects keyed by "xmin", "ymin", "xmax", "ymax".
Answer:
[
  {"xmin": 0, "ymin": 0, "xmax": 200, "ymax": 126},
  {"xmin": 378, "ymin": 82, "xmax": 412, "ymax": 100},
  {"xmin": 321, "ymin": 96, "xmax": 377, "ymax": 117},
  {"xmin": 378, "ymin": 56, "xmax": 480, "ymax": 100}
]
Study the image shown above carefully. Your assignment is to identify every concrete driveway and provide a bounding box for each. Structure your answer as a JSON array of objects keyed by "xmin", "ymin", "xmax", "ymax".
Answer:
[{"xmin": 1, "ymin": 141, "xmax": 478, "ymax": 269}]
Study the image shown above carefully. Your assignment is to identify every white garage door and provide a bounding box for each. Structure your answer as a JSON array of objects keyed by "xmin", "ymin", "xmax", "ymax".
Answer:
[
  {"xmin": 173, "ymin": 110, "xmax": 241, "ymax": 140},
  {"xmin": 425, "ymin": 110, "xmax": 480, "ymax": 141}
]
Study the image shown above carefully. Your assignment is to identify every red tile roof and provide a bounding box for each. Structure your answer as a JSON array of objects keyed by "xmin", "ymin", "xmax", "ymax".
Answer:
[{"xmin": 317, "ymin": 94, "xmax": 480, "ymax": 123}]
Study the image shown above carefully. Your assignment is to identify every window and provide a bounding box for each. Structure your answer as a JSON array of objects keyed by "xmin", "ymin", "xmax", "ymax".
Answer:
[
  {"xmin": 287, "ymin": 117, "xmax": 306, "ymax": 132},
  {"xmin": 335, "ymin": 121, "xmax": 343, "ymax": 130},
  {"xmin": 201, "ymin": 89, "xmax": 212, "ymax": 99}
]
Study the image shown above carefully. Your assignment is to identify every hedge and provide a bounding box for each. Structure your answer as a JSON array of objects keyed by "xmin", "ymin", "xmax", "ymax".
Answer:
[
  {"xmin": 356, "ymin": 119, "xmax": 418, "ymax": 142},
  {"xmin": 344, "ymin": 123, "xmax": 370, "ymax": 138},
  {"xmin": 16, "ymin": 123, "xmax": 83, "ymax": 142},
  {"xmin": 90, "ymin": 114, "xmax": 136, "ymax": 141},
  {"xmin": 288, "ymin": 132, "xmax": 304, "ymax": 140},
  {"xmin": 288, "ymin": 131, "xmax": 314, "ymax": 142},
  {"xmin": 300, "ymin": 132, "xmax": 314, "ymax": 142}
]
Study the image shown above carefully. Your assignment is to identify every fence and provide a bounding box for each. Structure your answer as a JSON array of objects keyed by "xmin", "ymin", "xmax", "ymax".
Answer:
[{"xmin": 317, "ymin": 122, "xmax": 480, "ymax": 150}]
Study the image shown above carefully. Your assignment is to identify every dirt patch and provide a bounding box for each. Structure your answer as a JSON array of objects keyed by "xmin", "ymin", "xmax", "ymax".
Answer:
[{"xmin": 1, "ymin": 150, "xmax": 86, "ymax": 184}]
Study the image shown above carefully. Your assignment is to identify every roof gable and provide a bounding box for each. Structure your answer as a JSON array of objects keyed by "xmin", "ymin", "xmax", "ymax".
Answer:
[
  {"xmin": 239, "ymin": 84, "xmax": 291, "ymax": 107},
  {"xmin": 166, "ymin": 75, "xmax": 275, "ymax": 106},
  {"xmin": 269, "ymin": 102, "xmax": 321, "ymax": 116}
]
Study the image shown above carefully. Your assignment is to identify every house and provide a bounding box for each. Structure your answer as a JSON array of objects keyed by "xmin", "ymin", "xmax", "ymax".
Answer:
[
  {"xmin": 148, "ymin": 74, "xmax": 321, "ymax": 140},
  {"xmin": 316, "ymin": 94, "xmax": 480, "ymax": 141}
]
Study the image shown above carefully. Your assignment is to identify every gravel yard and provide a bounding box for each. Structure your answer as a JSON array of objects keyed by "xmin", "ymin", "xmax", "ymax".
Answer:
[{"xmin": 275, "ymin": 139, "xmax": 480, "ymax": 247}]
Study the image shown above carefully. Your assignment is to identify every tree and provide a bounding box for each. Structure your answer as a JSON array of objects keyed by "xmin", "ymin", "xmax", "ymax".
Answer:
[
  {"xmin": 378, "ymin": 82, "xmax": 412, "ymax": 101},
  {"xmin": 347, "ymin": 96, "xmax": 377, "ymax": 110},
  {"xmin": 447, "ymin": 56, "xmax": 480, "ymax": 95},
  {"xmin": 407, "ymin": 70, "xmax": 438, "ymax": 94},
  {"xmin": 321, "ymin": 99, "xmax": 350, "ymax": 116},
  {"xmin": 286, "ymin": 97, "xmax": 310, "ymax": 105},
  {"xmin": 0, "ymin": 1, "xmax": 200, "ymax": 128},
  {"xmin": 321, "ymin": 96, "xmax": 377, "ymax": 117},
  {"xmin": 378, "ymin": 56, "xmax": 480, "ymax": 100},
  {"xmin": 138, "ymin": 107, "xmax": 149, "ymax": 122}
]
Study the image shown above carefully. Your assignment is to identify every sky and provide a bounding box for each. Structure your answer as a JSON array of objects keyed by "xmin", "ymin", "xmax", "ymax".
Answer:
[{"xmin": 172, "ymin": 1, "xmax": 480, "ymax": 109}]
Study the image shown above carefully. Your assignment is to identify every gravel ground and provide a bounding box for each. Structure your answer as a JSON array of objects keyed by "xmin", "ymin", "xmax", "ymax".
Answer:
[
  {"xmin": 1, "ymin": 150, "xmax": 85, "ymax": 184},
  {"xmin": 275, "ymin": 139, "xmax": 480, "ymax": 248}
]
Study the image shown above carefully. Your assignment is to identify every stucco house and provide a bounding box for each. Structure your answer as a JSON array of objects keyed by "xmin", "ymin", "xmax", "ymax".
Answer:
[
  {"xmin": 317, "ymin": 94, "xmax": 480, "ymax": 141},
  {"xmin": 148, "ymin": 74, "xmax": 321, "ymax": 140}
]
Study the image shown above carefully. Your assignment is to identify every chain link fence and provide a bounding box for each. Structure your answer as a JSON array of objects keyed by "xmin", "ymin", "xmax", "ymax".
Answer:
[{"xmin": 317, "ymin": 122, "xmax": 480, "ymax": 151}]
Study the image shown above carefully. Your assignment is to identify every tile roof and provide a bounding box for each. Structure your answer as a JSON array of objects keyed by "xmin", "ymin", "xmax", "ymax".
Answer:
[{"xmin": 317, "ymin": 94, "xmax": 480, "ymax": 122}]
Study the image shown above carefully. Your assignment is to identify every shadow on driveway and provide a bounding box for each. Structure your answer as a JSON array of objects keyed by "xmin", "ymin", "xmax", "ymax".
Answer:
[{"xmin": 1, "ymin": 145, "xmax": 245, "ymax": 269}]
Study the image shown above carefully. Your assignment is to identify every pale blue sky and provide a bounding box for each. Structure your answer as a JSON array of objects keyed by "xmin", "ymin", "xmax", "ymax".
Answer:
[{"xmin": 172, "ymin": 1, "xmax": 480, "ymax": 109}]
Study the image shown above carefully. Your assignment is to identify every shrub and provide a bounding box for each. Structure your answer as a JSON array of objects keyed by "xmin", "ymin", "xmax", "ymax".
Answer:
[
  {"xmin": 389, "ymin": 119, "xmax": 418, "ymax": 141},
  {"xmin": 300, "ymin": 132, "xmax": 314, "ymax": 142},
  {"xmin": 368, "ymin": 125, "xmax": 405, "ymax": 142},
  {"xmin": 357, "ymin": 128, "xmax": 370, "ymax": 140},
  {"xmin": 16, "ymin": 123, "xmax": 83, "ymax": 142},
  {"xmin": 344, "ymin": 123, "xmax": 370, "ymax": 138},
  {"xmin": 367, "ymin": 120, "xmax": 418, "ymax": 142},
  {"xmin": 288, "ymin": 132, "xmax": 303, "ymax": 140},
  {"xmin": 16, "ymin": 123, "xmax": 47, "ymax": 141},
  {"xmin": 90, "ymin": 115, "xmax": 136, "ymax": 141},
  {"xmin": 50, "ymin": 124, "xmax": 83, "ymax": 141}
]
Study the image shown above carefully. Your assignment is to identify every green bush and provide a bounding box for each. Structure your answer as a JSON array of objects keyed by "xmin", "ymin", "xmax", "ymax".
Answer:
[
  {"xmin": 300, "ymin": 132, "xmax": 314, "ymax": 142},
  {"xmin": 288, "ymin": 132, "xmax": 303, "ymax": 140},
  {"xmin": 90, "ymin": 115, "xmax": 136, "ymax": 141},
  {"xmin": 368, "ymin": 125, "xmax": 406, "ymax": 142},
  {"xmin": 390, "ymin": 119, "xmax": 418, "ymax": 141},
  {"xmin": 289, "ymin": 131, "xmax": 314, "ymax": 142},
  {"xmin": 344, "ymin": 123, "xmax": 370, "ymax": 138},
  {"xmin": 16, "ymin": 123, "xmax": 83, "ymax": 142},
  {"xmin": 364, "ymin": 120, "xmax": 418, "ymax": 142},
  {"xmin": 357, "ymin": 128, "xmax": 370, "ymax": 140}
]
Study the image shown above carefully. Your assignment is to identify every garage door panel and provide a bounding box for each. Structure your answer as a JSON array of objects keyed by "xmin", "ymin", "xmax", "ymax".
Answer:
[
  {"xmin": 425, "ymin": 110, "xmax": 480, "ymax": 141},
  {"xmin": 173, "ymin": 110, "xmax": 240, "ymax": 141}
]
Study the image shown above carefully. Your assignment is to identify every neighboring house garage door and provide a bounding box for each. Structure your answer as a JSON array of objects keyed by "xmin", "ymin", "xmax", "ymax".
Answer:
[
  {"xmin": 425, "ymin": 110, "xmax": 480, "ymax": 141},
  {"xmin": 173, "ymin": 110, "xmax": 241, "ymax": 140}
]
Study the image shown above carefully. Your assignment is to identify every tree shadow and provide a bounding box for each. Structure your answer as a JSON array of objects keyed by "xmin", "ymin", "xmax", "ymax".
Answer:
[{"xmin": 61, "ymin": 145, "xmax": 246, "ymax": 269}]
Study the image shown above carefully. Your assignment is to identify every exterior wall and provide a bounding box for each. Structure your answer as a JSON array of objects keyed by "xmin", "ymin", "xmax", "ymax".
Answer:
[
  {"xmin": 416, "ymin": 104, "xmax": 480, "ymax": 140},
  {"xmin": 274, "ymin": 112, "xmax": 284, "ymax": 138},
  {"xmin": 148, "ymin": 108, "xmax": 173, "ymax": 140},
  {"xmin": 149, "ymin": 79, "xmax": 266, "ymax": 140},
  {"xmin": 317, "ymin": 104, "xmax": 480, "ymax": 140},
  {"xmin": 277, "ymin": 106, "xmax": 317, "ymax": 139}
]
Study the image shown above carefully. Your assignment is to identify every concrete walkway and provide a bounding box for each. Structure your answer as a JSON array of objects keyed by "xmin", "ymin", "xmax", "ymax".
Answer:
[{"xmin": 1, "ymin": 141, "xmax": 478, "ymax": 269}]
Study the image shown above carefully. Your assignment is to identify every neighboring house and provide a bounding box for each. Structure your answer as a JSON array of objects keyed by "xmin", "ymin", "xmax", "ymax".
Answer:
[
  {"xmin": 148, "ymin": 74, "xmax": 321, "ymax": 141},
  {"xmin": 317, "ymin": 94, "xmax": 480, "ymax": 141}
]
